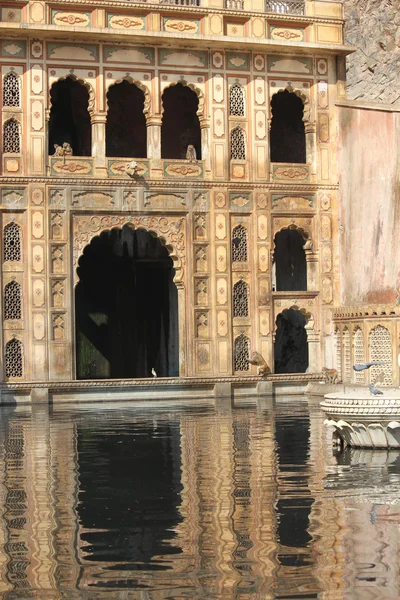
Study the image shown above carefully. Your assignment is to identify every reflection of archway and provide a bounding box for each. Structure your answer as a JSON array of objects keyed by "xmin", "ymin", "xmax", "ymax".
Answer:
[
  {"xmin": 75, "ymin": 225, "xmax": 179, "ymax": 379},
  {"xmin": 274, "ymin": 307, "xmax": 309, "ymax": 373}
]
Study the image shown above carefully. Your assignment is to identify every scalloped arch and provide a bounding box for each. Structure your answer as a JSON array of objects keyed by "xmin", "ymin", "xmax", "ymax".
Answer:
[
  {"xmin": 161, "ymin": 79, "xmax": 205, "ymax": 117},
  {"xmin": 49, "ymin": 74, "xmax": 95, "ymax": 115},
  {"xmin": 106, "ymin": 77, "xmax": 151, "ymax": 117}
]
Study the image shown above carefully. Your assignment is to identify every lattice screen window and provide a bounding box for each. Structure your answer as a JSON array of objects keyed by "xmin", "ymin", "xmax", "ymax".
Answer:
[
  {"xmin": 353, "ymin": 327, "xmax": 365, "ymax": 383},
  {"xmin": 229, "ymin": 84, "xmax": 245, "ymax": 117},
  {"xmin": 2, "ymin": 72, "xmax": 20, "ymax": 108},
  {"xmin": 4, "ymin": 281, "xmax": 22, "ymax": 320},
  {"xmin": 3, "ymin": 118, "xmax": 21, "ymax": 153},
  {"xmin": 5, "ymin": 338, "xmax": 23, "ymax": 378},
  {"xmin": 233, "ymin": 280, "xmax": 249, "ymax": 318},
  {"xmin": 334, "ymin": 327, "xmax": 342, "ymax": 380},
  {"xmin": 234, "ymin": 334, "xmax": 250, "ymax": 371},
  {"xmin": 343, "ymin": 327, "xmax": 351, "ymax": 383},
  {"xmin": 230, "ymin": 127, "xmax": 246, "ymax": 160},
  {"xmin": 232, "ymin": 225, "xmax": 248, "ymax": 262},
  {"xmin": 369, "ymin": 325, "xmax": 393, "ymax": 385},
  {"xmin": 3, "ymin": 223, "xmax": 22, "ymax": 262}
]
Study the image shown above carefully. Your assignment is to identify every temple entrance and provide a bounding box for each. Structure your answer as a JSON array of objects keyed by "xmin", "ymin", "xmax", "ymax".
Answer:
[
  {"xmin": 273, "ymin": 229, "xmax": 307, "ymax": 292},
  {"xmin": 75, "ymin": 226, "xmax": 179, "ymax": 380},
  {"xmin": 274, "ymin": 308, "xmax": 309, "ymax": 374}
]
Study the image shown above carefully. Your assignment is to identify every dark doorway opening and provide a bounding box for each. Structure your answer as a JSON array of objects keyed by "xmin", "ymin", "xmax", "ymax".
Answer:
[
  {"xmin": 274, "ymin": 308, "xmax": 309, "ymax": 374},
  {"xmin": 106, "ymin": 80, "xmax": 147, "ymax": 158},
  {"xmin": 48, "ymin": 77, "xmax": 91, "ymax": 156},
  {"xmin": 161, "ymin": 83, "xmax": 201, "ymax": 160},
  {"xmin": 273, "ymin": 228, "xmax": 307, "ymax": 291},
  {"xmin": 75, "ymin": 226, "xmax": 179, "ymax": 379},
  {"xmin": 270, "ymin": 90, "xmax": 306, "ymax": 164}
]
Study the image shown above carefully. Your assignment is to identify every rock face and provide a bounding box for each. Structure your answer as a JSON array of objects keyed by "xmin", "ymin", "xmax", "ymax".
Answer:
[{"xmin": 343, "ymin": 0, "xmax": 400, "ymax": 104}]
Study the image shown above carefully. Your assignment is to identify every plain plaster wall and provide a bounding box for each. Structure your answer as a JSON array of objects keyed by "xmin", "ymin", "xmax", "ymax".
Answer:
[{"xmin": 338, "ymin": 105, "xmax": 400, "ymax": 305}]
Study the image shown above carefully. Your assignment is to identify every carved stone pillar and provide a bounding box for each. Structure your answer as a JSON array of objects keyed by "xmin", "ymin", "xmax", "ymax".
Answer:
[
  {"xmin": 147, "ymin": 115, "xmax": 162, "ymax": 169},
  {"xmin": 91, "ymin": 112, "xmax": 107, "ymax": 169},
  {"xmin": 176, "ymin": 281, "xmax": 187, "ymax": 377},
  {"xmin": 199, "ymin": 116, "xmax": 211, "ymax": 172},
  {"xmin": 305, "ymin": 121, "xmax": 317, "ymax": 178},
  {"xmin": 305, "ymin": 247, "xmax": 318, "ymax": 291},
  {"xmin": 307, "ymin": 331, "xmax": 320, "ymax": 372}
]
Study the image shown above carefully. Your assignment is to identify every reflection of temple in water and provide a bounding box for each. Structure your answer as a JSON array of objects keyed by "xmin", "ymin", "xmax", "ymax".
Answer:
[{"xmin": 0, "ymin": 404, "xmax": 399, "ymax": 598}]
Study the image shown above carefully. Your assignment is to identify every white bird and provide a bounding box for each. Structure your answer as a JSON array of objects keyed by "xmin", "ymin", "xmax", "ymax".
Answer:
[{"xmin": 151, "ymin": 368, "xmax": 157, "ymax": 378}]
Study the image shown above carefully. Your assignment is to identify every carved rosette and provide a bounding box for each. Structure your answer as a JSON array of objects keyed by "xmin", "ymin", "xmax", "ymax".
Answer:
[{"xmin": 73, "ymin": 215, "xmax": 186, "ymax": 284}]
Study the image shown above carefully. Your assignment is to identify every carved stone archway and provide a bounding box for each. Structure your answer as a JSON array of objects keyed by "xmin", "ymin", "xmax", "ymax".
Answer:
[{"xmin": 72, "ymin": 214, "xmax": 187, "ymax": 376}]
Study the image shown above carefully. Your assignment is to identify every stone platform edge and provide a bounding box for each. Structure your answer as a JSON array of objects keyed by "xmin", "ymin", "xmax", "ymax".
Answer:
[{"xmin": 0, "ymin": 373, "xmax": 322, "ymax": 405}]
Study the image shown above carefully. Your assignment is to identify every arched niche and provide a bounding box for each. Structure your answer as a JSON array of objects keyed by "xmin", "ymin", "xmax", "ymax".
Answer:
[
  {"xmin": 75, "ymin": 225, "xmax": 179, "ymax": 380},
  {"xmin": 274, "ymin": 307, "xmax": 310, "ymax": 374},
  {"xmin": 48, "ymin": 75, "xmax": 93, "ymax": 156},
  {"xmin": 106, "ymin": 79, "xmax": 147, "ymax": 158},
  {"xmin": 270, "ymin": 89, "xmax": 306, "ymax": 164},
  {"xmin": 161, "ymin": 81, "xmax": 202, "ymax": 160},
  {"xmin": 73, "ymin": 215, "xmax": 187, "ymax": 377},
  {"xmin": 273, "ymin": 227, "xmax": 307, "ymax": 291}
]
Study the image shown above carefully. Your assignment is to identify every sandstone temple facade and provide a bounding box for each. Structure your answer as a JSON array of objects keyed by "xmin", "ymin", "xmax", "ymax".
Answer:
[{"xmin": 0, "ymin": 0, "xmax": 399, "ymax": 391}]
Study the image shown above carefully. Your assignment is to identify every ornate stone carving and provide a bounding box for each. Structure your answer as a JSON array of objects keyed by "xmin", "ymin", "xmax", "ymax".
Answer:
[
  {"xmin": 33, "ymin": 278, "xmax": 45, "ymax": 308},
  {"xmin": 53, "ymin": 314, "xmax": 65, "ymax": 340},
  {"xmin": 215, "ymin": 192, "xmax": 226, "ymax": 208},
  {"xmin": 321, "ymin": 215, "xmax": 332, "ymax": 240},
  {"xmin": 272, "ymin": 195, "xmax": 313, "ymax": 211},
  {"xmin": 52, "ymin": 247, "xmax": 64, "ymax": 274},
  {"xmin": 320, "ymin": 191, "xmax": 331, "ymax": 210},
  {"xmin": 321, "ymin": 245, "xmax": 332, "ymax": 272},
  {"xmin": 195, "ymin": 246, "xmax": 207, "ymax": 272},
  {"xmin": 73, "ymin": 215, "xmax": 186, "ymax": 283},
  {"xmin": 52, "ymin": 281, "xmax": 64, "ymax": 308},
  {"xmin": 196, "ymin": 312, "xmax": 209, "ymax": 338},
  {"xmin": 196, "ymin": 279, "xmax": 208, "ymax": 305},
  {"xmin": 165, "ymin": 163, "xmax": 202, "ymax": 177}
]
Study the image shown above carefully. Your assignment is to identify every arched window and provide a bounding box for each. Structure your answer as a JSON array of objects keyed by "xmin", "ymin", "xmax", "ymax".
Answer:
[
  {"xmin": 3, "ymin": 118, "xmax": 20, "ymax": 153},
  {"xmin": 5, "ymin": 338, "xmax": 23, "ymax": 378},
  {"xmin": 270, "ymin": 89, "xmax": 306, "ymax": 163},
  {"xmin": 353, "ymin": 327, "xmax": 365, "ymax": 383},
  {"xmin": 49, "ymin": 77, "xmax": 91, "ymax": 156},
  {"xmin": 369, "ymin": 325, "xmax": 392, "ymax": 385},
  {"xmin": 232, "ymin": 225, "xmax": 248, "ymax": 262},
  {"xmin": 2, "ymin": 72, "xmax": 20, "ymax": 108},
  {"xmin": 273, "ymin": 228, "xmax": 307, "ymax": 291},
  {"xmin": 234, "ymin": 334, "xmax": 250, "ymax": 371},
  {"xmin": 161, "ymin": 83, "xmax": 201, "ymax": 160},
  {"xmin": 3, "ymin": 222, "xmax": 22, "ymax": 262},
  {"xmin": 230, "ymin": 126, "xmax": 246, "ymax": 160},
  {"xmin": 233, "ymin": 280, "xmax": 249, "ymax": 318},
  {"xmin": 343, "ymin": 327, "xmax": 351, "ymax": 383},
  {"xmin": 229, "ymin": 84, "xmax": 245, "ymax": 117},
  {"xmin": 106, "ymin": 80, "xmax": 147, "ymax": 158},
  {"xmin": 4, "ymin": 281, "xmax": 22, "ymax": 320}
]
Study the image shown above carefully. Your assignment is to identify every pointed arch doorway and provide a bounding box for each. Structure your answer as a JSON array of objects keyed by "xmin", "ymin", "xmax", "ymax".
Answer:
[{"xmin": 75, "ymin": 225, "xmax": 179, "ymax": 379}]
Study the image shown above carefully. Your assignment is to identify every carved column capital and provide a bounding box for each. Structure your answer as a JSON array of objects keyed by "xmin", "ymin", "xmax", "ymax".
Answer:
[{"xmin": 90, "ymin": 111, "xmax": 107, "ymax": 125}]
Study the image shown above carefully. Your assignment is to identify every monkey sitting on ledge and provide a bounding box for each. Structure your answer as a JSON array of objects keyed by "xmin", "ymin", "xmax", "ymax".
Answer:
[
  {"xmin": 248, "ymin": 352, "xmax": 271, "ymax": 377},
  {"xmin": 321, "ymin": 367, "xmax": 339, "ymax": 384}
]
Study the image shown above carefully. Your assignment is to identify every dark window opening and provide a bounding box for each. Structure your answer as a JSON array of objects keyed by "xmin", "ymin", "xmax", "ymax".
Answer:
[
  {"xmin": 161, "ymin": 83, "xmax": 201, "ymax": 160},
  {"xmin": 75, "ymin": 226, "xmax": 179, "ymax": 380},
  {"xmin": 273, "ymin": 228, "xmax": 307, "ymax": 292},
  {"xmin": 106, "ymin": 80, "xmax": 147, "ymax": 158},
  {"xmin": 49, "ymin": 77, "xmax": 91, "ymax": 156},
  {"xmin": 270, "ymin": 90, "xmax": 306, "ymax": 164},
  {"xmin": 274, "ymin": 308, "xmax": 309, "ymax": 374}
]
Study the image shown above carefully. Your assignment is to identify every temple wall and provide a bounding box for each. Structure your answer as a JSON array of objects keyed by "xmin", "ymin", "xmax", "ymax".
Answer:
[
  {"xmin": 337, "ymin": 103, "xmax": 400, "ymax": 305},
  {"xmin": 0, "ymin": 0, "xmax": 347, "ymax": 382}
]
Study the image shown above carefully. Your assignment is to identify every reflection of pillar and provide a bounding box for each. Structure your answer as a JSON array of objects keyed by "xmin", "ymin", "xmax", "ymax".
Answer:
[
  {"xmin": 199, "ymin": 116, "xmax": 211, "ymax": 172},
  {"xmin": 147, "ymin": 115, "xmax": 162, "ymax": 169},
  {"xmin": 305, "ymin": 121, "xmax": 317, "ymax": 177},
  {"xmin": 91, "ymin": 112, "xmax": 107, "ymax": 169},
  {"xmin": 305, "ymin": 246, "xmax": 318, "ymax": 291}
]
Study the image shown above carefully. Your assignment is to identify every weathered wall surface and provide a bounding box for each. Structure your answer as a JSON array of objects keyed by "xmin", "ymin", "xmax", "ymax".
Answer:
[
  {"xmin": 338, "ymin": 105, "xmax": 400, "ymax": 305},
  {"xmin": 343, "ymin": 0, "xmax": 400, "ymax": 104}
]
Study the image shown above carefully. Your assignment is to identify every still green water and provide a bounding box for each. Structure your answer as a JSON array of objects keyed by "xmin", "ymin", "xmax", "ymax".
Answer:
[{"xmin": 0, "ymin": 397, "xmax": 399, "ymax": 599}]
